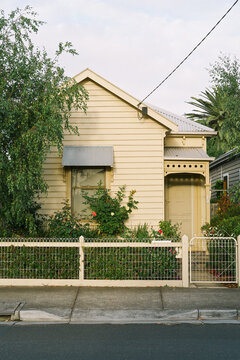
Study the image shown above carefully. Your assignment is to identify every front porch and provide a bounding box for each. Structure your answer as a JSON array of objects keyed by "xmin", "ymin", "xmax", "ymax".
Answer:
[{"xmin": 164, "ymin": 157, "xmax": 211, "ymax": 239}]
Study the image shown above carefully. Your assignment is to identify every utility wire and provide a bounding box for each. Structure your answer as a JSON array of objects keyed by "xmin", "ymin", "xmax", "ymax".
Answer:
[{"xmin": 138, "ymin": 0, "xmax": 239, "ymax": 107}]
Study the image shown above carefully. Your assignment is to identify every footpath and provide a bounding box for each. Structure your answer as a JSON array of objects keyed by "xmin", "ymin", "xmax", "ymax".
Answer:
[{"xmin": 0, "ymin": 287, "xmax": 240, "ymax": 324}]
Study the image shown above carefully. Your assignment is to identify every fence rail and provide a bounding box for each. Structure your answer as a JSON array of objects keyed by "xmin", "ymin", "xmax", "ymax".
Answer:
[
  {"xmin": 1, "ymin": 235, "xmax": 239, "ymax": 287},
  {"xmin": 0, "ymin": 236, "xmax": 189, "ymax": 287}
]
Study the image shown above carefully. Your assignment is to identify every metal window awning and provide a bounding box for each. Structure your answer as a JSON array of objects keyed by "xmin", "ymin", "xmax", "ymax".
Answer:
[{"xmin": 62, "ymin": 146, "xmax": 113, "ymax": 166}]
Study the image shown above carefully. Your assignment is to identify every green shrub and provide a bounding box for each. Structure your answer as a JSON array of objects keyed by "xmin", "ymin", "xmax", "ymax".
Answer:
[
  {"xmin": 46, "ymin": 201, "xmax": 99, "ymax": 238},
  {"xmin": 229, "ymin": 181, "xmax": 240, "ymax": 204},
  {"xmin": 203, "ymin": 202, "xmax": 240, "ymax": 238},
  {"xmin": 83, "ymin": 221, "xmax": 181, "ymax": 280},
  {"xmin": 84, "ymin": 246, "xmax": 180, "ymax": 280},
  {"xmin": 123, "ymin": 223, "xmax": 151, "ymax": 240},
  {"xmin": 219, "ymin": 203, "xmax": 240, "ymax": 218},
  {"xmin": 123, "ymin": 221, "xmax": 182, "ymax": 241},
  {"xmin": 82, "ymin": 185, "xmax": 138, "ymax": 236},
  {"xmin": 0, "ymin": 245, "xmax": 79, "ymax": 279},
  {"xmin": 202, "ymin": 216, "xmax": 240, "ymax": 238},
  {"xmin": 152, "ymin": 220, "xmax": 181, "ymax": 240},
  {"xmin": 202, "ymin": 202, "xmax": 240, "ymax": 281}
]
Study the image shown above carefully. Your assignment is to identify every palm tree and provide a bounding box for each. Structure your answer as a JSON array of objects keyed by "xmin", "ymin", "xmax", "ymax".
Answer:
[
  {"xmin": 185, "ymin": 87, "xmax": 226, "ymax": 132},
  {"xmin": 185, "ymin": 88, "xmax": 228, "ymax": 156}
]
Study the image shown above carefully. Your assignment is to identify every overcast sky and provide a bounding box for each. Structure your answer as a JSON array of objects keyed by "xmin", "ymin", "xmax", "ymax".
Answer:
[{"xmin": 1, "ymin": 0, "xmax": 240, "ymax": 115}]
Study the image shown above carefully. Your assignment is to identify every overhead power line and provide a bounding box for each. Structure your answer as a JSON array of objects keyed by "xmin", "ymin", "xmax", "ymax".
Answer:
[{"xmin": 138, "ymin": 0, "xmax": 239, "ymax": 107}]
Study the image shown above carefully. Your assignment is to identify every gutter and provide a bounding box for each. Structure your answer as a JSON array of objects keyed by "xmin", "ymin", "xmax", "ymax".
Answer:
[
  {"xmin": 165, "ymin": 157, "xmax": 215, "ymax": 162},
  {"xmin": 170, "ymin": 131, "xmax": 217, "ymax": 137}
]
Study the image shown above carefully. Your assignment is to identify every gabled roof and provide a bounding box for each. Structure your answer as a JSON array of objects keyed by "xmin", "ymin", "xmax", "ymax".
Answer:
[
  {"xmin": 74, "ymin": 69, "xmax": 216, "ymax": 135},
  {"xmin": 74, "ymin": 69, "xmax": 178, "ymax": 132},
  {"xmin": 147, "ymin": 105, "xmax": 216, "ymax": 134}
]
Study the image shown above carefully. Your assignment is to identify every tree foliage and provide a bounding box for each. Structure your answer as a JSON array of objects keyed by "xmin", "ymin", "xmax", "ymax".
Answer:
[
  {"xmin": 0, "ymin": 7, "xmax": 88, "ymax": 236},
  {"xmin": 185, "ymin": 54, "xmax": 240, "ymax": 157}
]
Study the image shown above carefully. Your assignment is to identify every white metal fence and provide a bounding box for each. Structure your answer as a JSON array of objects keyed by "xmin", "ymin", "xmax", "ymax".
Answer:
[
  {"xmin": 190, "ymin": 237, "xmax": 238, "ymax": 283},
  {"xmin": 0, "ymin": 235, "xmax": 239, "ymax": 287},
  {"xmin": 0, "ymin": 236, "xmax": 189, "ymax": 287}
]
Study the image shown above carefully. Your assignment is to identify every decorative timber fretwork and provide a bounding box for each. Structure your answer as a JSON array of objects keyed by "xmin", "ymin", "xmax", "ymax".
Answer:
[{"xmin": 164, "ymin": 160, "xmax": 208, "ymax": 177}]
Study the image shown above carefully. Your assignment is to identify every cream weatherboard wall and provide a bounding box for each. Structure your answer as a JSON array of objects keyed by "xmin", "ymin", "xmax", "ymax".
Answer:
[
  {"xmin": 165, "ymin": 135, "xmax": 207, "ymax": 151},
  {"xmin": 39, "ymin": 78, "xmax": 169, "ymax": 228}
]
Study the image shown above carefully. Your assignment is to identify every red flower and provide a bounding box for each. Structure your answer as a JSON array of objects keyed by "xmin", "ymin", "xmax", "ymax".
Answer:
[
  {"xmin": 92, "ymin": 211, "xmax": 97, "ymax": 217},
  {"xmin": 158, "ymin": 229, "xmax": 162, "ymax": 234}
]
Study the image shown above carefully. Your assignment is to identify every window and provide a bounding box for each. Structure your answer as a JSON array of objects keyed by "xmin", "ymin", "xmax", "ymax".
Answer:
[
  {"xmin": 223, "ymin": 173, "xmax": 229, "ymax": 190},
  {"xmin": 71, "ymin": 168, "xmax": 105, "ymax": 217},
  {"xmin": 223, "ymin": 173, "xmax": 229, "ymax": 196}
]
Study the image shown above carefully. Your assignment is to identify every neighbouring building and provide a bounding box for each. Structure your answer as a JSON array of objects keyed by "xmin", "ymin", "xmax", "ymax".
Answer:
[
  {"xmin": 210, "ymin": 149, "xmax": 240, "ymax": 217},
  {"xmin": 210, "ymin": 148, "xmax": 240, "ymax": 192}
]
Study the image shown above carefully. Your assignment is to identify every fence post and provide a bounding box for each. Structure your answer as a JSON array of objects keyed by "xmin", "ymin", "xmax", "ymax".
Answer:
[
  {"xmin": 237, "ymin": 236, "xmax": 240, "ymax": 287},
  {"xmin": 182, "ymin": 235, "xmax": 189, "ymax": 288},
  {"xmin": 79, "ymin": 236, "xmax": 84, "ymax": 282}
]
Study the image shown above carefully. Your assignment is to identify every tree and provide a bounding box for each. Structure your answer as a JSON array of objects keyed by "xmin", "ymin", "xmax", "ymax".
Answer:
[
  {"xmin": 0, "ymin": 7, "xmax": 88, "ymax": 236},
  {"xmin": 185, "ymin": 54, "xmax": 240, "ymax": 157}
]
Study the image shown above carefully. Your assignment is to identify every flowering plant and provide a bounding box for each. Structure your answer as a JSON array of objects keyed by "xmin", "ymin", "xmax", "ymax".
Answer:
[
  {"xmin": 151, "ymin": 220, "xmax": 181, "ymax": 241},
  {"xmin": 217, "ymin": 194, "xmax": 231, "ymax": 215},
  {"xmin": 82, "ymin": 185, "xmax": 138, "ymax": 236},
  {"xmin": 201, "ymin": 223, "xmax": 220, "ymax": 237}
]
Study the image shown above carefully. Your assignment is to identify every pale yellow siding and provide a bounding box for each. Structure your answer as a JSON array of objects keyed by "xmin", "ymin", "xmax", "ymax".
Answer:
[
  {"xmin": 40, "ymin": 79, "xmax": 167, "ymax": 228},
  {"xmin": 165, "ymin": 135, "xmax": 206, "ymax": 150}
]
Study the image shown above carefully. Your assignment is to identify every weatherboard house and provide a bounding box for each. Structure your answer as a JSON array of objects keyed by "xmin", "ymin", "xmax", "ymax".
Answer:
[{"xmin": 40, "ymin": 69, "xmax": 216, "ymax": 239}]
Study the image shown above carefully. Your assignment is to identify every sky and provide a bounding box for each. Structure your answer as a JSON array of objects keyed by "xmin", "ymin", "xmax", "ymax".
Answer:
[{"xmin": 1, "ymin": 0, "xmax": 240, "ymax": 115}]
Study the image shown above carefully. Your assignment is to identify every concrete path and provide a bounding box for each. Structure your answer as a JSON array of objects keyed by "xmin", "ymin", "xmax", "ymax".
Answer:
[{"xmin": 0, "ymin": 287, "xmax": 239, "ymax": 323}]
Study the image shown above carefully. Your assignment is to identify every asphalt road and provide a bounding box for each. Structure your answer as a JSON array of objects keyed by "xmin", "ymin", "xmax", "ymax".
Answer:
[{"xmin": 0, "ymin": 323, "xmax": 240, "ymax": 360}]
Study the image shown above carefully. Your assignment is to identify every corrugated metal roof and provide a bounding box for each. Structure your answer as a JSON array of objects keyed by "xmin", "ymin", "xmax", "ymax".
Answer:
[
  {"xmin": 62, "ymin": 146, "xmax": 113, "ymax": 166},
  {"xmin": 164, "ymin": 147, "xmax": 214, "ymax": 160},
  {"xmin": 210, "ymin": 148, "xmax": 239, "ymax": 169},
  {"xmin": 147, "ymin": 104, "xmax": 215, "ymax": 133}
]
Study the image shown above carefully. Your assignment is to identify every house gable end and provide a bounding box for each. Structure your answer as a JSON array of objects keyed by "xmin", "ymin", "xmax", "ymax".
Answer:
[{"xmin": 74, "ymin": 68, "xmax": 178, "ymax": 132}]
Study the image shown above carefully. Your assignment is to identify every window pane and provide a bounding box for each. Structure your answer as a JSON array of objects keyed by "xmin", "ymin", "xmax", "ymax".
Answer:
[
  {"xmin": 72, "ymin": 189, "xmax": 96, "ymax": 217},
  {"xmin": 71, "ymin": 168, "xmax": 105, "ymax": 217},
  {"xmin": 72, "ymin": 168, "xmax": 105, "ymax": 188}
]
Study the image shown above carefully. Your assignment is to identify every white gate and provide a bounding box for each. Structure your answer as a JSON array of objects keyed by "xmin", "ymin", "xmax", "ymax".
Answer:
[{"xmin": 190, "ymin": 237, "xmax": 237, "ymax": 284}]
